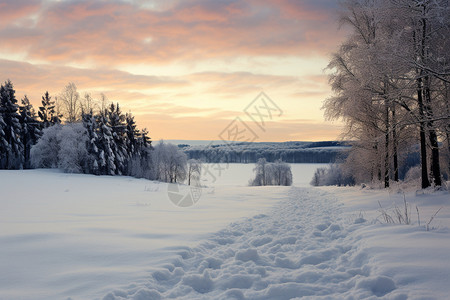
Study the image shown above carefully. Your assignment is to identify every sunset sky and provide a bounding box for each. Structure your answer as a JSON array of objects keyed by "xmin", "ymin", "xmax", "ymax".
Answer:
[{"xmin": 0, "ymin": 0, "xmax": 346, "ymax": 142}]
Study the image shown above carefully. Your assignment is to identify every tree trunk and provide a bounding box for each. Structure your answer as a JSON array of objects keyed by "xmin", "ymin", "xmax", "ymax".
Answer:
[
  {"xmin": 417, "ymin": 77, "xmax": 430, "ymax": 188},
  {"xmin": 392, "ymin": 105, "xmax": 399, "ymax": 182},
  {"xmin": 423, "ymin": 76, "xmax": 442, "ymax": 186},
  {"xmin": 384, "ymin": 102, "xmax": 390, "ymax": 188}
]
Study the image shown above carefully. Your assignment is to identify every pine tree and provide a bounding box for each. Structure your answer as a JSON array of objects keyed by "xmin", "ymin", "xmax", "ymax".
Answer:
[
  {"xmin": 19, "ymin": 95, "xmax": 42, "ymax": 169},
  {"xmin": 125, "ymin": 113, "xmax": 139, "ymax": 156},
  {"xmin": 82, "ymin": 111, "xmax": 100, "ymax": 174},
  {"xmin": 95, "ymin": 109, "xmax": 116, "ymax": 175},
  {"xmin": 38, "ymin": 91, "xmax": 61, "ymax": 128},
  {"xmin": 107, "ymin": 103, "xmax": 127, "ymax": 175},
  {"xmin": 0, "ymin": 80, "xmax": 23, "ymax": 169}
]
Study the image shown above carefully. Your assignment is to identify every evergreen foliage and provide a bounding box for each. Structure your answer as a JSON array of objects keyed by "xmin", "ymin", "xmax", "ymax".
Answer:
[
  {"xmin": 0, "ymin": 80, "xmax": 23, "ymax": 169},
  {"xmin": 19, "ymin": 95, "xmax": 42, "ymax": 169}
]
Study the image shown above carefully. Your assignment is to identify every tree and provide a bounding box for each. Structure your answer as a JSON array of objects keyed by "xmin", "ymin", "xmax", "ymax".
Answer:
[
  {"xmin": 125, "ymin": 113, "xmax": 139, "ymax": 156},
  {"xmin": 30, "ymin": 124, "xmax": 62, "ymax": 169},
  {"xmin": 59, "ymin": 82, "xmax": 81, "ymax": 123},
  {"xmin": 0, "ymin": 80, "xmax": 23, "ymax": 169},
  {"xmin": 38, "ymin": 91, "xmax": 61, "ymax": 128},
  {"xmin": 323, "ymin": 0, "xmax": 449, "ymax": 188},
  {"xmin": 58, "ymin": 123, "xmax": 89, "ymax": 173},
  {"xmin": 95, "ymin": 109, "xmax": 116, "ymax": 175},
  {"xmin": 81, "ymin": 92, "xmax": 99, "ymax": 114},
  {"xmin": 249, "ymin": 158, "xmax": 292, "ymax": 186},
  {"xmin": 82, "ymin": 111, "xmax": 100, "ymax": 174},
  {"xmin": 187, "ymin": 159, "xmax": 202, "ymax": 185},
  {"xmin": 270, "ymin": 160, "xmax": 293, "ymax": 186},
  {"xmin": 30, "ymin": 123, "xmax": 89, "ymax": 173},
  {"xmin": 250, "ymin": 158, "xmax": 268, "ymax": 186},
  {"xmin": 152, "ymin": 141, "xmax": 187, "ymax": 183},
  {"xmin": 19, "ymin": 95, "xmax": 41, "ymax": 169},
  {"xmin": 107, "ymin": 103, "xmax": 127, "ymax": 175}
]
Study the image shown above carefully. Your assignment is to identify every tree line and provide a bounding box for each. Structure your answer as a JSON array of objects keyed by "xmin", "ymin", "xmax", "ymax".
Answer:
[
  {"xmin": 0, "ymin": 80, "xmax": 199, "ymax": 185},
  {"xmin": 183, "ymin": 141, "xmax": 348, "ymax": 164},
  {"xmin": 323, "ymin": 0, "xmax": 449, "ymax": 188}
]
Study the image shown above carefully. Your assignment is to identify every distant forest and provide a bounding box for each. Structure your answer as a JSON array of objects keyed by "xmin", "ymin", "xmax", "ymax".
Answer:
[{"xmin": 181, "ymin": 141, "xmax": 350, "ymax": 164}]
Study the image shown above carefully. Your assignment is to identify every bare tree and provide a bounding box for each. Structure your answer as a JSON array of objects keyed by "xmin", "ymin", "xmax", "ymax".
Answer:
[
  {"xmin": 187, "ymin": 159, "xmax": 202, "ymax": 185},
  {"xmin": 59, "ymin": 82, "xmax": 81, "ymax": 123},
  {"xmin": 81, "ymin": 92, "xmax": 99, "ymax": 114}
]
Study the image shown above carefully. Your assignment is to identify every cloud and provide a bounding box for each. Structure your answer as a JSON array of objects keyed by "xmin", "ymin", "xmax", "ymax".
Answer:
[
  {"xmin": 0, "ymin": 0, "xmax": 343, "ymax": 66},
  {"xmin": 0, "ymin": 0, "xmax": 41, "ymax": 28},
  {"xmin": 0, "ymin": 58, "xmax": 187, "ymax": 99}
]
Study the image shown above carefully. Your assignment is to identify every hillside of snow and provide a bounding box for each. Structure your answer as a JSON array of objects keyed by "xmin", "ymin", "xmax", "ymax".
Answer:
[{"xmin": 1, "ymin": 166, "xmax": 449, "ymax": 299}]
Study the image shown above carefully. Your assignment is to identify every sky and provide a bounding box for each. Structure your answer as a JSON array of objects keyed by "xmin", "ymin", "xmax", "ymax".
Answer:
[{"xmin": 0, "ymin": 0, "xmax": 346, "ymax": 142}]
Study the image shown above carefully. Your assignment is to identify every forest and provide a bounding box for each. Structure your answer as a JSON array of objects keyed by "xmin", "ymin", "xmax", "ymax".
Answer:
[
  {"xmin": 0, "ymin": 80, "xmax": 196, "ymax": 184},
  {"xmin": 182, "ymin": 141, "xmax": 349, "ymax": 164},
  {"xmin": 321, "ymin": 0, "xmax": 449, "ymax": 188}
]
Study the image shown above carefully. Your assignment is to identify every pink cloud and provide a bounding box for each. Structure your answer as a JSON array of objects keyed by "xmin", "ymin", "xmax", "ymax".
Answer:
[
  {"xmin": 0, "ymin": 0, "xmax": 41, "ymax": 28},
  {"xmin": 0, "ymin": 0, "xmax": 343, "ymax": 66}
]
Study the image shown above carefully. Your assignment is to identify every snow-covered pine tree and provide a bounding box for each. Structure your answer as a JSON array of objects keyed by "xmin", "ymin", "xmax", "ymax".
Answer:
[
  {"xmin": 0, "ymin": 80, "xmax": 23, "ymax": 169},
  {"xmin": 107, "ymin": 103, "xmax": 127, "ymax": 175},
  {"xmin": 82, "ymin": 111, "xmax": 100, "ymax": 174},
  {"xmin": 95, "ymin": 109, "xmax": 116, "ymax": 175},
  {"xmin": 125, "ymin": 113, "xmax": 139, "ymax": 156},
  {"xmin": 19, "ymin": 95, "xmax": 42, "ymax": 169}
]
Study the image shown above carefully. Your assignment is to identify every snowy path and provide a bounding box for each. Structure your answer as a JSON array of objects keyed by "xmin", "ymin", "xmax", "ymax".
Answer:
[{"xmin": 104, "ymin": 187, "xmax": 402, "ymax": 299}]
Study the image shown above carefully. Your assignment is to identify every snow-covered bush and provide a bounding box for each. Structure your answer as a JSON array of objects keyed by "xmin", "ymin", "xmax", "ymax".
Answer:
[
  {"xmin": 310, "ymin": 164, "xmax": 355, "ymax": 186},
  {"xmin": 30, "ymin": 124, "xmax": 62, "ymax": 169},
  {"xmin": 250, "ymin": 158, "xmax": 292, "ymax": 186},
  {"xmin": 152, "ymin": 141, "xmax": 187, "ymax": 183},
  {"xmin": 127, "ymin": 148, "xmax": 154, "ymax": 179},
  {"xmin": 31, "ymin": 123, "xmax": 90, "ymax": 173},
  {"xmin": 58, "ymin": 123, "xmax": 89, "ymax": 173},
  {"xmin": 404, "ymin": 166, "xmax": 421, "ymax": 184}
]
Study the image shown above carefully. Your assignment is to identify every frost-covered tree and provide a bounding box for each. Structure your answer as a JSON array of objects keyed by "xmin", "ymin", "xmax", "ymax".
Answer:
[
  {"xmin": 250, "ymin": 158, "xmax": 269, "ymax": 186},
  {"xmin": 323, "ymin": 0, "xmax": 449, "ymax": 188},
  {"xmin": 30, "ymin": 124, "xmax": 62, "ymax": 169},
  {"xmin": 0, "ymin": 80, "xmax": 23, "ymax": 169},
  {"xmin": 59, "ymin": 82, "xmax": 81, "ymax": 123},
  {"xmin": 310, "ymin": 164, "xmax": 355, "ymax": 187},
  {"xmin": 58, "ymin": 123, "xmax": 89, "ymax": 173},
  {"xmin": 31, "ymin": 123, "xmax": 89, "ymax": 173},
  {"xmin": 270, "ymin": 160, "xmax": 293, "ymax": 186},
  {"xmin": 187, "ymin": 159, "xmax": 202, "ymax": 186},
  {"xmin": 81, "ymin": 92, "xmax": 99, "ymax": 114},
  {"xmin": 19, "ymin": 95, "xmax": 41, "ymax": 169},
  {"xmin": 153, "ymin": 141, "xmax": 187, "ymax": 183},
  {"xmin": 250, "ymin": 158, "xmax": 292, "ymax": 186}
]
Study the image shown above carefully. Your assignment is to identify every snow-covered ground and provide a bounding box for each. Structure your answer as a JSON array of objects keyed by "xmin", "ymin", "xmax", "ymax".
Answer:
[{"xmin": 1, "ymin": 165, "xmax": 449, "ymax": 299}]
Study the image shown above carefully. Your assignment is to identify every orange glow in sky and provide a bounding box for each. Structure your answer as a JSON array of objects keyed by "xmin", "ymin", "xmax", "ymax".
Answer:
[{"xmin": 0, "ymin": 0, "xmax": 345, "ymax": 142}]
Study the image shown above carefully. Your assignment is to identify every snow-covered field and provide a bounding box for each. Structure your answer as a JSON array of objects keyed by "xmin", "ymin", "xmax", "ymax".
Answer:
[{"xmin": 1, "ymin": 164, "xmax": 449, "ymax": 299}]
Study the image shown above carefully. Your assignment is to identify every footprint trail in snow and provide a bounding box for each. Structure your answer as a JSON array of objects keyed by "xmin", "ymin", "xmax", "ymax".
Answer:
[{"xmin": 104, "ymin": 187, "xmax": 402, "ymax": 300}]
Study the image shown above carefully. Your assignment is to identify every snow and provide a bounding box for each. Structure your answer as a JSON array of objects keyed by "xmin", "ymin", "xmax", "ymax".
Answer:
[{"xmin": 1, "ymin": 166, "xmax": 449, "ymax": 299}]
